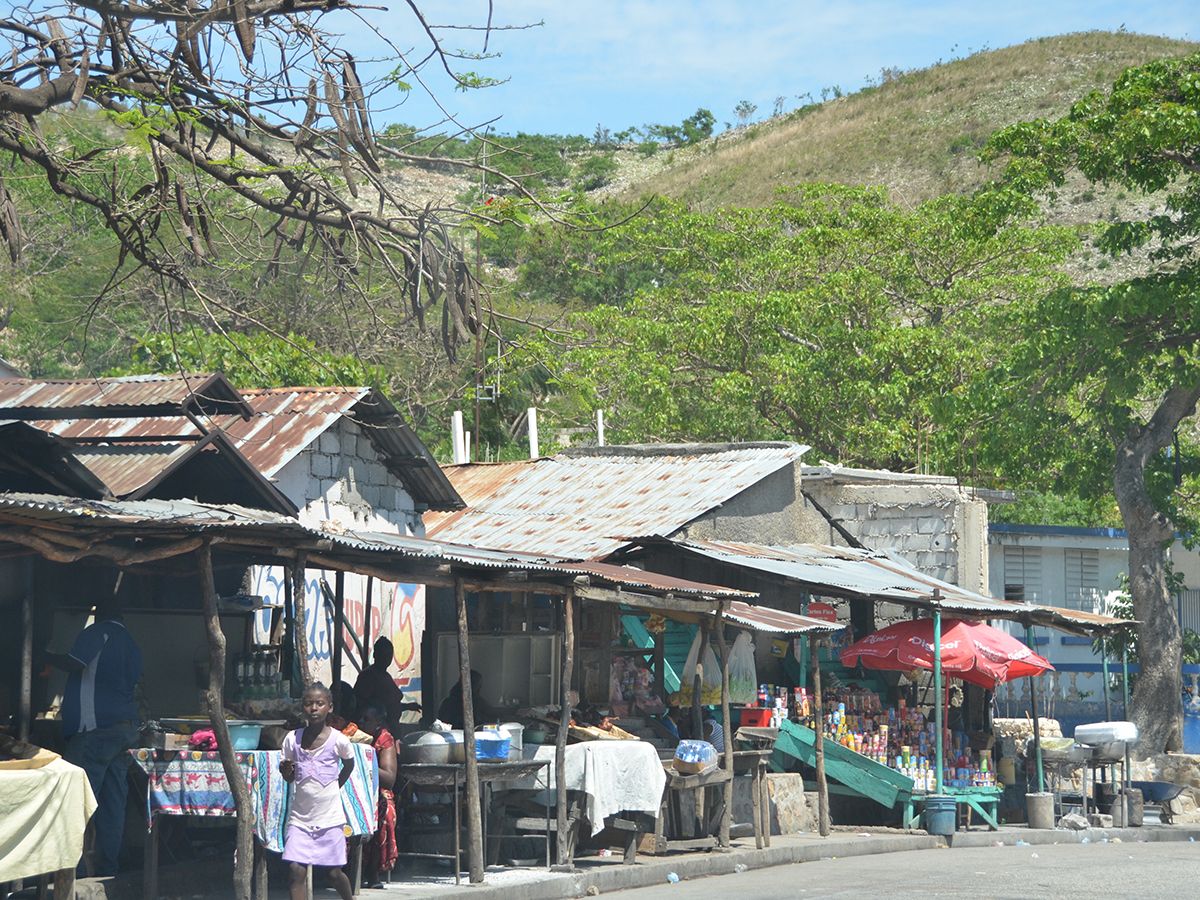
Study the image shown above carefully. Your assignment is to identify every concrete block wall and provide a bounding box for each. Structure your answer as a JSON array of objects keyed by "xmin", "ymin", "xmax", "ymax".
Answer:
[
  {"xmin": 272, "ymin": 417, "xmax": 421, "ymax": 537},
  {"xmin": 799, "ymin": 481, "xmax": 990, "ymax": 593}
]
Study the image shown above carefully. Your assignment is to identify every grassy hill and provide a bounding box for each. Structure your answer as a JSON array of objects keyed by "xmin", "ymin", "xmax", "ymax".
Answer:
[{"xmin": 610, "ymin": 31, "xmax": 1198, "ymax": 209}]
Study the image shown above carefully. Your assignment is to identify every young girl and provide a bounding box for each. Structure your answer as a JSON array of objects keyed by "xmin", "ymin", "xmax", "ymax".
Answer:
[{"xmin": 279, "ymin": 682, "xmax": 356, "ymax": 900}]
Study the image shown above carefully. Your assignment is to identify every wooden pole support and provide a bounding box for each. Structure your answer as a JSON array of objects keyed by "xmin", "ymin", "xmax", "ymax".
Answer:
[
  {"xmin": 555, "ymin": 588, "xmax": 576, "ymax": 866},
  {"xmin": 291, "ymin": 554, "xmax": 312, "ymax": 687},
  {"xmin": 455, "ymin": 579, "xmax": 485, "ymax": 884},
  {"xmin": 810, "ymin": 634, "xmax": 830, "ymax": 837},
  {"xmin": 714, "ymin": 607, "xmax": 733, "ymax": 848},
  {"xmin": 199, "ymin": 540, "xmax": 254, "ymax": 900},
  {"xmin": 332, "ymin": 570, "xmax": 345, "ymax": 708},
  {"xmin": 691, "ymin": 621, "xmax": 711, "ymax": 739}
]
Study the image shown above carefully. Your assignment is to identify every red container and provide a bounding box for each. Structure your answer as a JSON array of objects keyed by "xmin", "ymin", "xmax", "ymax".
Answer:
[{"xmin": 739, "ymin": 707, "xmax": 772, "ymax": 728}]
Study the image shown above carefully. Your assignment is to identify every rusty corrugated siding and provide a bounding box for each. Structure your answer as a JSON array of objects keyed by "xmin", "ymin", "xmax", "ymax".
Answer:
[
  {"xmin": 647, "ymin": 537, "xmax": 1131, "ymax": 634},
  {"xmin": 427, "ymin": 444, "xmax": 807, "ymax": 560},
  {"xmin": 18, "ymin": 384, "xmax": 462, "ymax": 510},
  {"xmin": 0, "ymin": 492, "xmax": 747, "ymax": 599},
  {"xmin": 0, "ymin": 373, "xmax": 242, "ymax": 412}
]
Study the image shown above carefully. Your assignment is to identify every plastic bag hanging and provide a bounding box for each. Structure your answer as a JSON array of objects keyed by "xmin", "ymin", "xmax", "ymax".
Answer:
[
  {"xmin": 675, "ymin": 629, "xmax": 722, "ymax": 706},
  {"xmin": 727, "ymin": 631, "xmax": 758, "ymax": 704}
]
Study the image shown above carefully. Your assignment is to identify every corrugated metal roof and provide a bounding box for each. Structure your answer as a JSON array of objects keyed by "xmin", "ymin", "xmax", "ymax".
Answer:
[
  {"xmin": 723, "ymin": 601, "xmax": 844, "ymax": 635},
  {"xmin": 70, "ymin": 443, "xmax": 194, "ymax": 497},
  {"xmin": 0, "ymin": 373, "xmax": 250, "ymax": 417},
  {"xmin": 428, "ymin": 443, "xmax": 809, "ymax": 560},
  {"xmin": 637, "ymin": 537, "xmax": 1132, "ymax": 635},
  {"xmin": 17, "ymin": 383, "xmax": 462, "ymax": 511},
  {"xmin": 0, "ymin": 492, "xmax": 746, "ymax": 601}
]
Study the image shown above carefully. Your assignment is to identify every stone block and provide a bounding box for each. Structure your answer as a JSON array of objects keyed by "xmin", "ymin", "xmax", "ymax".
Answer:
[
  {"xmin": 311, "ymin": 452, "xmax": 333, "ymax": 477},
  {"xmin": 1087, "ymin": 812, "xmax": 1113, "ymax": 828},
  {"xmin": 319, "ymin": 430, "xmax": 341, "ymax": 455}
]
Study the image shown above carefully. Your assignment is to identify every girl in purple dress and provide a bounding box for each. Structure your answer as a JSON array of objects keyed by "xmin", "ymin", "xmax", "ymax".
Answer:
[{"xmin": 279, "ymin": 682, "xmax": 356, "ymax": 900}]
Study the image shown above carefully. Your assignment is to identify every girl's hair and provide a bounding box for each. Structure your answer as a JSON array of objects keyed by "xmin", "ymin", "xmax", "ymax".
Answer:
[{"xmin": 304, "ymin": 681, "xmax": 334, "ymax": 703}]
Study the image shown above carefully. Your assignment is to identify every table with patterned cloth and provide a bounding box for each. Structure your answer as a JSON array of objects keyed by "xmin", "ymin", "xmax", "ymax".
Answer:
[
  {"xmin": 130, "ymin": 746, "xmax": 378, "ymax": 850},
  {"xmin": 131, "ymin": 746, "xmax": 377, "ymax": 899}
]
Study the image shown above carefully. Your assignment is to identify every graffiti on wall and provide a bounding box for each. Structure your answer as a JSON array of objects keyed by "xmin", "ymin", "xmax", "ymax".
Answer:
[{"xmin": 250, "ymin": 565, "xmax": 425, "ymax": 702}]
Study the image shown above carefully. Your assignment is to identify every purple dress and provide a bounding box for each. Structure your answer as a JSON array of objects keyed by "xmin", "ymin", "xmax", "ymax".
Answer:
[{"xmin": 281, "ymin": 728, "xmax": 353, "ymax": 866}]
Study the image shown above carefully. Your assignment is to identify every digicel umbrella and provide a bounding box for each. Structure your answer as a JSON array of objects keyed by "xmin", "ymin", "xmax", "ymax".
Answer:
[{"xmin": 840, "ymin": 617, "xmax": 1054, "ymax": 689}]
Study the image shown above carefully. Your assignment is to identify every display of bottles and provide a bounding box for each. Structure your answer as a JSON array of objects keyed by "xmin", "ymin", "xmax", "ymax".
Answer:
[{"xmin": 231, "ymin": 649, "xmax": 287, "ymax": 702}]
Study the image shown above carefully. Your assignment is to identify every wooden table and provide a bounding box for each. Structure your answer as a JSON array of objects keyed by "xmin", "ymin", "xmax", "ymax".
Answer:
[
  {"xmin": 902, "ymin": 786, "xmax": 1003, "ymax": 830},
  {"xmin": 395, "ymin": 759, "xmax": 551, "ymax": 884}
]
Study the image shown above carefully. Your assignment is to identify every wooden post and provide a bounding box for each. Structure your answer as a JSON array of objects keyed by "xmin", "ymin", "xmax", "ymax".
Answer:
[
  {"xmin": 933, "ymin": 606, "xmax": 944, "ymax": 795},
  {"xmin": 713, "ymin": 607, "xmax": 733, "ymax": 848},
  {"xmin": 20, "ymin": 592, "xmax": 32, "ymax": 741},
  {"xmin": 454, "ymin": 579, "xmax": 485, "ymax": 884},
  {"xmin": 1024, "ymin": 623, "xmax": 1045, "ymax": 793},
  {"xmin": 199, "ymin": 540, "xmax": 254, "ymax": 900},
  {"xmin": 691, "ymin": 621, "xmax": 711, "ymax": 739},
  {"xmin": 332, "ymin": 570, "xmax": 345, "ymax": 708},
  {"xmin": 363, "ymin": 576, "xmax": 375, "ymax": 655},
  {"xmin": 809, "ymin": 634, "xmax": 830, "ymax": 836},
  {"xmin": 291, "ymin": 554, "xmax": 312, "ymax": 687},
  {"xmin": 555, "ymin": 588, "xmax": 576, "ymax": 867}
]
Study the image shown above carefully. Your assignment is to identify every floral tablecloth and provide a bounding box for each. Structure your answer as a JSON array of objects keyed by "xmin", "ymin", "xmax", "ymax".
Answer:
[{"xmin": 130, "ymin": 746, "xmax": 377, "ymax": 852}]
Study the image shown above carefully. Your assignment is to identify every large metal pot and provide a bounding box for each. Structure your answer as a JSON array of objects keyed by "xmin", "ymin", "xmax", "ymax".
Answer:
[{"xmin": 401, "ymin": 730, "xmax": 464, "ymax": 764}]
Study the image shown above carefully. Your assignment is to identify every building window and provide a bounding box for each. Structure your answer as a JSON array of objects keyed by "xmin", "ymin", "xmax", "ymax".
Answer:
[
  {"xmin": 1065, "ymin": 548, "xmax": 1101, "ymax": 612},
  {"xmin": 1002, "ymin": 545, "xmax": 1042, "ymax": 604}
]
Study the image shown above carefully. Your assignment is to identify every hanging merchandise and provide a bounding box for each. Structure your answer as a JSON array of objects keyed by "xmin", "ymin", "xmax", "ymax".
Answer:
[
  {"xmin": 727, "ymin": 632, "xmax": 758, "ymax": 704},
  {"xmin": 675, "ymin": 630, "xmax": 722, "ymax": 706}
]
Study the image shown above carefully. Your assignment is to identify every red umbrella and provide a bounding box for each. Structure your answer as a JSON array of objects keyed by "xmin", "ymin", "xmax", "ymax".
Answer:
[{"xmin": 840, "ymin": 618, "xmax": 1053, "ymax": 688}]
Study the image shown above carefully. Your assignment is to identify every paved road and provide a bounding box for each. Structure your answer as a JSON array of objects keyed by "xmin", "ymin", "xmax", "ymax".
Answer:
[{"xmin": 612, "ymin": 841, "xmax": 1200, "ymax": 899}]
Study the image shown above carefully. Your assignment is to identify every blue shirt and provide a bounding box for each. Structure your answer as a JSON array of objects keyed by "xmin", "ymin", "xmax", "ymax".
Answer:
[{"xmin": 62, "ymin": 619, "xmax": 142, "ymax": 737}]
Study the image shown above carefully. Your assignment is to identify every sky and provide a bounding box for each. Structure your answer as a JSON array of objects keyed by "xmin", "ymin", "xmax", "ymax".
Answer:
[{"xmin": 345, "ymin": 1, "xmax": 1197, "ymax": 138}]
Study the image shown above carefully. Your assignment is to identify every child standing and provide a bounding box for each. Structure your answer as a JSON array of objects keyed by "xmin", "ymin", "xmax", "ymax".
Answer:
[{"xmin": 279, "ymin": 682, "xmax": 356, "ymax": 900}]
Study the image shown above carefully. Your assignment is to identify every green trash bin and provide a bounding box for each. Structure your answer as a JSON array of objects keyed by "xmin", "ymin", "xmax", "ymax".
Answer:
[{"xmin": 924, "ymin": 795, "xmax": 957, "ymax": 836}]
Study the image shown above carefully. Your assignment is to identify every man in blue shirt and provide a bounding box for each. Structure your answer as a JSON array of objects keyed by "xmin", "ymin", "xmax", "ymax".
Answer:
[{"xmin": 47, "ymin": 596, "xmax": 142, "ymax": 876}]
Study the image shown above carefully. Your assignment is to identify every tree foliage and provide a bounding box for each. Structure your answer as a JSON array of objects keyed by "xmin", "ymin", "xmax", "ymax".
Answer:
[
  {"xmin": 0, "ymin": 1, "xmax": 510, "ymax": 359},
  {"xmin": 514, "ymin": 185, "xmax": 1076, "ymax": 466},
  {"xmin": 978, "ymin": 49, "xmax": 1200, "ymax": 752}
]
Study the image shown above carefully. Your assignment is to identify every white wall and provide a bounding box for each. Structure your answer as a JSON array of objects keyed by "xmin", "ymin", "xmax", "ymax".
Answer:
[{"xmin": 253, "ymin": 417, "xmax": 428, "ymax": 702}]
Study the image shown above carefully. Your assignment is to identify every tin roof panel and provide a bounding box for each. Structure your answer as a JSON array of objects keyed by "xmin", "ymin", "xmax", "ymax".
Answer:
[{"xmin": 429, "ymin": 443, "xmax": 809, "ymax": 559}]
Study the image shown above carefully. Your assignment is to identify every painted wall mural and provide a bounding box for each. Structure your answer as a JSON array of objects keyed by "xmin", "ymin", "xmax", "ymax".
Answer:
[{"xmin": 250, "ymin": 565, "xmax": 424, "ymax": 702}]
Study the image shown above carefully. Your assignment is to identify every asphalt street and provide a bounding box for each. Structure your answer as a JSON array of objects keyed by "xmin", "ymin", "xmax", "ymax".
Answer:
[{"xmin": 611, "ymin": 841, "xmax": 1200, "ymax": 899}]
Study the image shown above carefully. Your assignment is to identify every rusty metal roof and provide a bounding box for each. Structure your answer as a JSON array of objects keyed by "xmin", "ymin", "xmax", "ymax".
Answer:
[
  {"xmin": 0, "ymin": 492, "xmax": 748, "ymax": 602},
  {"xmin": 427, "ymin": 443, "xmax": 809, "ymax": 560},
  {"xmin": 14, "ymin": 382, "xmax": 461, "ymax": 511},
  {"xmin": 632, "ymin": 537, "xmax": 1132, "ymax": 635},
  {"xmin": 0, "ymin": 373, "xmax": 250, "ymax": 418},
  {"xmin": 722, "ymin": 601, "xmax": 844, "ymax": 635}
]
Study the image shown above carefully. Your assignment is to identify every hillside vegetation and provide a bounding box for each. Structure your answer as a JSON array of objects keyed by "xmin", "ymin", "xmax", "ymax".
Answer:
[{"xmin": 612, "ymin": 31, "xmax": 1197, "ymax": 209}]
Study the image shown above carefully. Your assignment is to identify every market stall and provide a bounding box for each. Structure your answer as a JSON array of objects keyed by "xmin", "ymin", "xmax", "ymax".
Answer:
[{"xmin": 3, "ymin": 493, "xmax": 750, "ymax": 893}]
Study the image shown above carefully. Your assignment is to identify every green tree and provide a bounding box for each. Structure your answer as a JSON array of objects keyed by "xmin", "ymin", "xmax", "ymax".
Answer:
[
  {"xmin": 517, "ymin": 185, "xmax": 1075, "ymax": 466},
  {"xmin": 980, "ymin": 50, "xmax": 1200, "ymax": 752},
  {"xmin": 112, "ymin": 330, "xmax": 386, "ymax": 389}
]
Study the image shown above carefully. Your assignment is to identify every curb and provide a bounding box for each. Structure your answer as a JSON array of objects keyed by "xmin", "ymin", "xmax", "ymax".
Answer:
[{"xmin": 443, "ymin": 834, "xmax": 944, "ymax": 900}]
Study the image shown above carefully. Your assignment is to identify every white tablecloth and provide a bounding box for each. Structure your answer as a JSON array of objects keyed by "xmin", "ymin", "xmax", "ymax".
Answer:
[
  {"xmin": 0, "ymin": 758, "xmax": 97, "ymax": 882},
  {"xmin": 504, "ymin": 741, "xmax": 666, "ymax": 835}
]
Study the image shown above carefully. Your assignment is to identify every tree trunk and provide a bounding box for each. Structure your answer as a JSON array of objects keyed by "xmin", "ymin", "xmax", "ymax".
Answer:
[
  {"xmin": 198, "ymin": 540, "xmax": 254, "ymax": 900},
  {"xmin": 1113, "ymin": 383, "xmax": 1200, "ymax": 754}
]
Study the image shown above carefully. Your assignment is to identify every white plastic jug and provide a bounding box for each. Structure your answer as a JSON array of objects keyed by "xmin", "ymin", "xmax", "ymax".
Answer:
[{"xmin": 500, "ymin": 722, "xmax": 525, "ymax": 752}]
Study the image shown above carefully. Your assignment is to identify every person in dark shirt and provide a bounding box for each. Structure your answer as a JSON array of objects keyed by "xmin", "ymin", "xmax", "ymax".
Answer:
[
  {"xmin": 45, "ymin": 596, "xmax": 142, "ymax": 876},
  {"xmin": 436, "ymin": 670, "xmax": 497, "ymax": 729},
  {"xmin": 353, "ymin": 637, "xmax": 419, "ymax": 732}
]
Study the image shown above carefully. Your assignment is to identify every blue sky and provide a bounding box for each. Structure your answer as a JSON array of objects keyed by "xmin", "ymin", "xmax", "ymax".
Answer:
[{"xmin": 345, "ymin": 1, "xmax": 1196, "ymax": 137}]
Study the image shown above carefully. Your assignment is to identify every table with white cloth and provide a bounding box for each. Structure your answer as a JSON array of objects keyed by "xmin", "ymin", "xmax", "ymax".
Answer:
[
  {"xmin": 505, "ymin": 741, "xmax": 667, "ymax": 835},
  {"xmin": 0, "ymin": 756, "xmax": 96, "ymax": 899},
  {"xmin": 496, "ymin": 741, "xmax": 666, "ymax": 863}
]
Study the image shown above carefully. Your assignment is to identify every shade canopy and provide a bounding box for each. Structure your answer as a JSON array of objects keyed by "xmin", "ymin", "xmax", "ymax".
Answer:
[{"xmin": 840, "ymin": 618, "xmax": 1054, "ymax": 689}]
